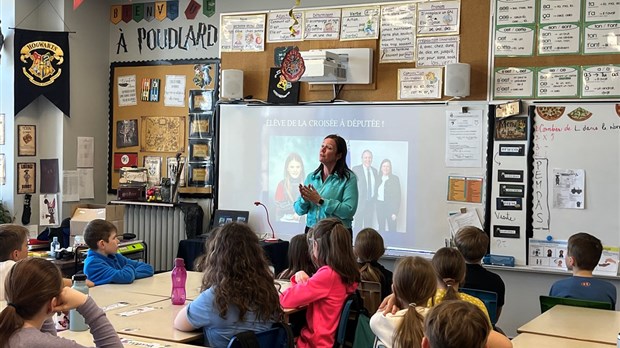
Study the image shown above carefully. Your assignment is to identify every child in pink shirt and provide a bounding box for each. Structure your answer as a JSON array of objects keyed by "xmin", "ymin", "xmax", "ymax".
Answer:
[{"xmin": 279, "ymin": 218, "xmax": 359, "ymax": 348}]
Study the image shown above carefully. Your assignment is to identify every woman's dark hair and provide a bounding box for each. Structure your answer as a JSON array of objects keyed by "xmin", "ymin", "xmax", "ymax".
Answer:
[
  {"xmin": 197, "ymin": 222, "xmax": 283, "ymax": 322},
  {"xmin": 432, "ymin": 247, "xmax": 466, "ymax": 301},
  {"xmin": 355, "ymin": 228, "xmax": 386, "ymax": 283},
  {"xmin": 380, "ymin": 159, "xmax": 392, "ymax": 176},
  {"xmin": 277, "ymin": 234, "xmax": 317, "ymax": 279},
  {"xmin": 311, "ymin": 218, "xmax": 360, "ymax": 285},
  {"xmin": 0, "ymin": 258, "xmax": 63, "ymax": 347},
  {"xmin": 312, "ymin": 134, "xmax": 351, "ymax": 179}
]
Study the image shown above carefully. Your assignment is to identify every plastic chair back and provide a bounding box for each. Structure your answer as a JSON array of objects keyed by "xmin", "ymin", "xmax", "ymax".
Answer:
[
  {"xmin": 358, "ymin": 281, "xmax": 381, "ymax": 314},
  {"xmin": 460, "ymin": 288, "xmax": 499, "ymax": 325},
  {"xmin": 227, "ymin": 323, "xmax": 294, "ymax": 348},
  {"xmin": 334, "ymin": 292, "xmax": 365, "ymax": 348},
  {"xmin": 539, "ymin": 295, "xmax": 613, "ymax": 313}
]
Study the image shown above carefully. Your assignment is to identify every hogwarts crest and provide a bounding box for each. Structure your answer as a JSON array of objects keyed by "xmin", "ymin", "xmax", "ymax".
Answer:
[{"xmin": 19, "ymin": 40, "xmax": 65, "ymax": 86}]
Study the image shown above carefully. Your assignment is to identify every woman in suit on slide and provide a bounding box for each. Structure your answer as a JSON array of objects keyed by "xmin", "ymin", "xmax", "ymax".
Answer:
[{"xmin": 376, "ymin": 159, "xmax": 401, "ymax": 233}]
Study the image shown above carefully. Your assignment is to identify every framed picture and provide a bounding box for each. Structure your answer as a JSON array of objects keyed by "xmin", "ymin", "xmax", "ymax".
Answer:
[
  {"xmin": 188, "ymin": 161, "xmax": 212, "ymax": 187},
  {"xmin": 116, "ymin": 119, "xmax": 139, "ymax": 148},
  {"xmin": 189, "ymin": 113, "xmax": 212, "ymax": 138},
  {"xmin": 143, "ymin": 156, "xmax": 162, "ymax": 187},
  {"xmin": 17, "ymin": 162, "xmax": 36, "ymax": 194},
  {"xmin": 189, "ymin": 89, "xmax": 214, "ymax": 112},
  {"xmin": 18, "ymin": 125, "xmax": 36, "ymax": 156},
  {"xmin": 189, "ymin": 139, "xmax": 212, "ymax": 161},
  {"xmin": 494, "ymin": 116, "xmax": 528, "ymax": 141}
]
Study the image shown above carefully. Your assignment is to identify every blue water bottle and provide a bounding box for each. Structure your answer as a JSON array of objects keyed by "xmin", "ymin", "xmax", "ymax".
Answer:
[{"xmin": 69, "ymin": 274, "xmax": 89, "ymax": 331}]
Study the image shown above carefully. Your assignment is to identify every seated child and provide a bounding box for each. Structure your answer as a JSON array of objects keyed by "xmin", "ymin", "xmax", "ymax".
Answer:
[
  {"xmin": 549, "ymin": 232, "xmax": 616, "ymax": 308},
  {"xmin": 0, "ymin": 224, "xmax": 94, "ymax": 300},
  {"xmin": 279, "ymin": 218, "xmax": 359, "ymax": 348},
  {"xmin": 0, "ymin": 258, "xmax": 122, "ymax": 347},
  {"xmin": 277, "ymin": 234, "xmax": 317, "ymax": 280},
  {"xmin": 355, "ymin": 228, "xmax": 393, "ymax": 299},
  {"xmin": 430, "ymin": 247, "xmax": 489, "ymax": 319},
  {"xmin": 174, "ymin": 223, "xmax": 282, "ymax": 347},
  {"xmin": 370, "ymin": 256, "xmax": 436, "ymax": 348},
  {"xmin": 0, "ymin": 225, "xmax": 30, "ymax": 301},
  {"xmin": 422, "ymin": 301, "xmax": 496, "ymax": 348},
  {"xmin": 455, "ymin": 226, "xmax": 506, "ymax": 319},
  {"xmin": 83, "ymin": 219, "xmax": 153, "ymax": 285}
]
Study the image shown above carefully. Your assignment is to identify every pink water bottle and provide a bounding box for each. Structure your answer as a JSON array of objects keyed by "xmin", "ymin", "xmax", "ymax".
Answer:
[{"xmin": 171, "ymin": 258, "xmax": 187, "ymax": 305}]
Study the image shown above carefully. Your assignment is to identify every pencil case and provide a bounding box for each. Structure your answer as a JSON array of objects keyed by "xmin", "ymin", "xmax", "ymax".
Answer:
[{"xmin": 482, "ymin": 254, "xmax": 515, "ymax": 267}]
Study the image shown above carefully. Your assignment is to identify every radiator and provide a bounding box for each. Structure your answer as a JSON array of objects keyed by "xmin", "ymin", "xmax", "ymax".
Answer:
[{"xmin": 124, "ymin": 205, "xmax": 186, "ymax": 272}]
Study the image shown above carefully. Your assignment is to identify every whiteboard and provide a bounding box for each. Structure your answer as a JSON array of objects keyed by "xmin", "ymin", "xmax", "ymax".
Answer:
[
  {"xmin": 217, "ymin": 102, "xmax": 488, "ymax": 252},
  {"xmin": 531, "ymin": 102, "xmax": 620, "ymax": 246}
]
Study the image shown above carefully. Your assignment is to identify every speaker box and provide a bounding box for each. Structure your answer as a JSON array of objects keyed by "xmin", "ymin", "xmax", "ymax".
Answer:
[
  {"xmin": 444, "ymin": 63, "xmax": 471, "ymax": 97},
  {"xmin": 221, "ymin": 69, "xmax": 244, "ymax": 100}
]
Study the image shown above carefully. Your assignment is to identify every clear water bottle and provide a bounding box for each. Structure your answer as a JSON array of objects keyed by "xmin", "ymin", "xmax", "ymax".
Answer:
[
  {"xmin": 50, "ymin": 236, "xmax": 60, "ymax": 258},
  {"xmin": 171, "ymin": 258, "xmax": 187, "ymax": 305},
  {"xmin": 69, "ymin": 274, "xmax": 89, "ymax": 331}
]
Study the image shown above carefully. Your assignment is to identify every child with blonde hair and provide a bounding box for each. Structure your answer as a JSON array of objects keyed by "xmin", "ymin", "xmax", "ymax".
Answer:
[{"xmin": 370, "ymin": 256, "xmax": 436, "ymax": 348}]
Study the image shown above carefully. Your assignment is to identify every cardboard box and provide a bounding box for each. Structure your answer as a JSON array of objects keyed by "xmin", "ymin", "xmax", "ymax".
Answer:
[{"xmin": 70, "ymin": 204, "xmax": 125, "ymax": 237}]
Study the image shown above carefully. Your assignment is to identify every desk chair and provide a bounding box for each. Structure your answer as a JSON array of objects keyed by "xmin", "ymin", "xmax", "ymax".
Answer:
[
  {"xmin": 358, "ymin": 281, "xmax": 381, "ymax": 314},
  {"xmin": 460, "ymin": 288, "xmax": 499, "ymax": 326},
  {"xmin": 539, "ymin": 295, "xmax": 613, "ymax": 313},
  {"xmin": 227, "ymin": 323, "xmax": 294, "ymax": 348},
  {"xmin": 334, "ymin": 292, "xmax": 367, "ymax": 348}
]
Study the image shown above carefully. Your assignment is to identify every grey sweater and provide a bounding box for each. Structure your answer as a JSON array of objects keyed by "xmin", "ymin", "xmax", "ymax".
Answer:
[{"xmin": 8, "ymin": 297, "xmax": 122, "ymax": 347}]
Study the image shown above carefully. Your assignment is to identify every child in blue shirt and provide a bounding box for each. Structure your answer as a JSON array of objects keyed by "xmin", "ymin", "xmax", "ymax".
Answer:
[
  {"xmin": 549, "ymin": 232, "xmax": 616, "ymax": 308},
  {"xmin": 83, "ymin": 219, "xmax": 153, "ymax": 285}
]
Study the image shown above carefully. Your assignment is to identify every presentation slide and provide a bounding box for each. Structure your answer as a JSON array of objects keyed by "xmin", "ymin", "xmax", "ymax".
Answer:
[{"xmin": 218, "ymin": 103, "xmax": 486, "ymax": 251}]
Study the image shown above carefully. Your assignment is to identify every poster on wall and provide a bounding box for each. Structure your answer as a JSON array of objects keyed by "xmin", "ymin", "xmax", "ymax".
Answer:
[
  {"xmin": 220, "ymin": 14, "xmax": 266, "ymax": 52},
  {"xmin": 397, "ymin": 68, "xmax": 443, "ymax": 99},
  {"xmin": 267, "ymin": 10, "xmax": 304, "ymax": 42},
  {"xmin": 140, "ymin": 116, "xmax": 185, "ymax": 152},
  {"xmin": 117, "ymin": 75, "xmax": 137, "ymax": 107},
  {"xmin": 379, "ymin": 3, "xmax": 417, "ymax": 63},
  {"xmin": 18, "ymin": 125, "xmax": 36, "ymax": 156},
  {"xmin": 17, "ymin": 162, "xmax": 36, "ymax": 194},
  {"xmin": 340, "ymin": 6, "xmax": 380, "ymax": 41},
  {"xmin": 39, "ymin": 194, "xmax": 58, "ymax": 226},
  {"xmin": 416, "ymin": 0, "xmax": 461, "ymax": 36},
  {"xmin": 304, "ymin": 9, "xmax": 342, "ymax": 40}
]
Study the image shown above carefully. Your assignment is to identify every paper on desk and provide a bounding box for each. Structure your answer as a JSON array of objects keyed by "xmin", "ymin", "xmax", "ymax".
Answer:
[
  {"xmin": 447, "ymin": 210, "xmax": 483, "ymax": 236},
  {"xmin": 117, "ymin": 306, "xmax": 157, "ymax": 317}
]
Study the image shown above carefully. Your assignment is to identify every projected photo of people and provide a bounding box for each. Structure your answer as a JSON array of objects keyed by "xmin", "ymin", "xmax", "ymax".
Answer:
[
  {"xmin": 269, "ymin": 136, "xmax": 321, "ymax": 225},
  {"xmin": 376, "ymin": 159, "xmax": 401, "ymax": 233},
  {"xmin": 350, "ymin": 141, "xmax": 408, "ymax": 233},
  {"xmin": 274, "ymin": 152, "xmax": 305, "ymax": 222}
]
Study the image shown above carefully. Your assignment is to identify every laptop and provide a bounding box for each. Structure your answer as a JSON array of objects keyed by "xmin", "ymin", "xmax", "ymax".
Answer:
[{"xmin": 212, "ymin": 209, "xmax": 250, "ymax": 228}]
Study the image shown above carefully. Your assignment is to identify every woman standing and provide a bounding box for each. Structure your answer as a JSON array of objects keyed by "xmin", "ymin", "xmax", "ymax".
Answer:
[
  {"xmin": 376, "ymin": 159, "xmax": 401, "ymax": 232},
  {"xmin": 275, "ymin": 153, "xmax": 305, "ymax": 222},
  {"xmin": 294, "ymin": 134, "xmax": 358, "ymax": 234}
]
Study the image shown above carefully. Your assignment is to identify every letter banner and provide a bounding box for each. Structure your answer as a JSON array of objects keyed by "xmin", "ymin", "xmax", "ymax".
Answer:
[{"xmin": 14, "ymin": 29, "xmax": 70, "ymax": 117}]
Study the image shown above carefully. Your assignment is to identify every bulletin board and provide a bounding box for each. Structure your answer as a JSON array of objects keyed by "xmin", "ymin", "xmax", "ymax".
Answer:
[
  {"xmin": 108, "ymin": 59, "xmax": 220, "ymax": 197},
  {"xmin": 220, "ymin": 1, "xmax": 490, "ymax": 102}
]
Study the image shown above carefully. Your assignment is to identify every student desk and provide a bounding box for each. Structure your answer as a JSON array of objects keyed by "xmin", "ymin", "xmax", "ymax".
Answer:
[
  {"xmin": 57, "ymin": 331, "xmax": 203, "ymax": 347},
  {"xmin": 89, "ymin": 286, "xmax": 168, "ymax": 310},
  {"xmin": 105, "ymin": 299, "xmax": 202, "ymax": 343},
  {"xmin": 95, "ymin": 271, "xmax": 204, "ymax": 300},
  {"xmin": 177, "ymin": 238, "xmax": 289, "ymax": 274},
  {"xmin": 517, "ymin": 305, "xmax": 620, "ymax": 345},
  {"xmin": 512, "ymin": 333, "xmax": 614, "ymax": 347}
]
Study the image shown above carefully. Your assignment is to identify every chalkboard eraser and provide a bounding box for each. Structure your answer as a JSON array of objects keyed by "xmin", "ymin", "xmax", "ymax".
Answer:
[{"xmin": 483, "ymin": 254, "xmax": 515, "ymax": 267}]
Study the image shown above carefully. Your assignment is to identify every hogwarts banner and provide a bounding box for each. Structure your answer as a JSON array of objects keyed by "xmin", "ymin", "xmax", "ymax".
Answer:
[{"xmin": 14, "ymin": 29, "xmax": 70, "ymax": 117}]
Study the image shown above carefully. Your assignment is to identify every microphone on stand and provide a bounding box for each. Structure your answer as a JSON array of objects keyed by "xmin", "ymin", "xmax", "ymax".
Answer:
[{"xmin": 254, "ymin": 201, "xmax": 278, "ymax": 242}]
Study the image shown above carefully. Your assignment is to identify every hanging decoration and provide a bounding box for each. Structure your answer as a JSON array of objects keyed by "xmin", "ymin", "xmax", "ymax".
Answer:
[
  {"xmin": 280, "ymin": 47, "xmax": 305, "ymax": 82},
  {"xmin": 203, "ymin": 0, "xmax": 216, "ymax": 18},
  {"xmin": 14, "ymin": 29, "xmax": 71, "ymax": 116}
]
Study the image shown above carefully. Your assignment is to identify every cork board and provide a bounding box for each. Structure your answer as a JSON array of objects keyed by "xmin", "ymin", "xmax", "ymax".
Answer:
[
  {"xmin": 108, "ymin": 60, "xmax": 220, "ymax": 196},
  {"xmin": 221, "ymin": 2, "xmax": 490, "ymax": 102}
]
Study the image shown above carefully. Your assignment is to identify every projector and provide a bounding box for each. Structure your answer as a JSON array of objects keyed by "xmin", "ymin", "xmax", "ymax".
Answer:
[{"xmin": 299, "ymin": 50, "xmax": 347, "ymax": 83}]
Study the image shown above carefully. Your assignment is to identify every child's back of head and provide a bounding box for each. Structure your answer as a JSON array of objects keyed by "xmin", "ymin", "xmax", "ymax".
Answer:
[
  {"xmin": 392, "ymin": 256, "xmax": 437, "ymax": 348},
  {"xmin": 0, "ymin": 225, "xmax": 29, "ymax": 262},
  {"xmin": 278, "ymin": 234, "xmax": 316, "ymax": 279},
  {"xmin": 355, "ymin": 228, "xmax": 385, "ymax": 283},
  {"xmin": 454, "ymin": 226, "xmax": 488, "ymax": 263},
  {"xmin": 0, "ymin": 258, "xmax": 64, "ymax": 347},
  {"xmin": 83, "ymin": 219, "xmax": 116, "ymax": 251},
  {"xmin": 423, "ymin": 300, "xmax": 490, "ymax": 348},
  {"xmin": 432, "ymin": 247, "xmax": 466, "ymax": 301},
  {"xmin": 568, "ymin": 232, "xmax": 602, "ymax": 271},
  {"xmin": 311, "ymin": 218, "xmax": 360, "ymax": 286}
]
